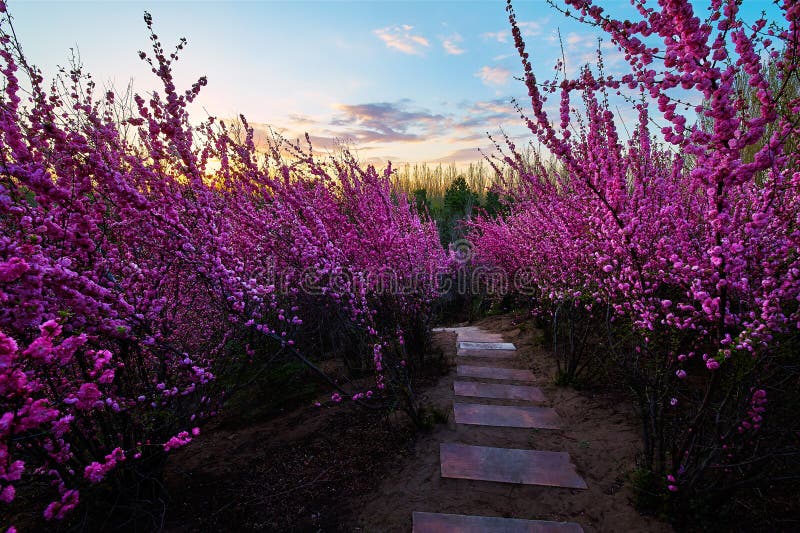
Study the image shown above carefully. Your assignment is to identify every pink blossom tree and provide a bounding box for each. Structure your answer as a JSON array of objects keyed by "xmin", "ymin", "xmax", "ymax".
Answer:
[
  {"xmin": 0, "ymin": 4, "xmax": 446, "ymax": 527},
  {"xmin": 471, "ymin": 0, "xmax": 799, "ymax": 524}
]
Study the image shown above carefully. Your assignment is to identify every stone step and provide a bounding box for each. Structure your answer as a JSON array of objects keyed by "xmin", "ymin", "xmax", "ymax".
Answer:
[
  {"xmin": 440, "ymin": 443, "xmax": 587, "ymax": 489},
  {"xmin": 457, "ymin": 348, "xmax": 517, "ymax": 358},
  {"xmin": 454, "ymin": 403, "xmax": 560, "ymax": 429},
  {"xmin": 459, "ymin": 341, "xmax": 516, "ymax": 351},
  {"xmin": 457, "ymin": 365, "xmax": 535, "ymax": 382},
  {"xmin": 454, "ymin": 380, "xmax": 545, "ymax": 402},
  {"xmin": 412, "ymin": 511, "xmax": 584, "ymax": 533}
]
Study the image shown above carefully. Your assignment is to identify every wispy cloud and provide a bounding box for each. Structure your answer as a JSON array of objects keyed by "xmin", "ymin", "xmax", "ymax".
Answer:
[
  {"xmin": 475, "ymin": 66, "xmax": 511, "ymax": 86},
  {"xmin": 231, "ymin": 97, "xmax": 530, "ymax": 165},
  {"xmin": 287, "ymin": 113, "xmax": 317, "ymax": 126},
  {"xmin": 374, "ymin": 24, "xmax": 430, "ymax": 55},
  {"xmin": 564, "ymin": 32, "xmax": 596, "ymax": 47},
  {"xmin": 492, "ymin": 53, "xmax": 513, "ymax": 61},
  {"xmin": 546, "ymin": 31, "xmax": 626, "ymax": 76},
  {"xmin": 448, "ymin": 98, "xmax": 519, "ymax": 140},
  {"xmin": 481, "ymin": 30, "xmax": 509, "ymax": 43},
  {"xmin": 518, "ymin": 20, "xmax": 546, "ymax": 37},
  {"xmin": 461, "ymin": 99, "xmax": 517, "ymax": 124},
  {"xmin": 481, "ymin": 20, "xmax": 546, "ymax": 43},
  {"xmin": 441, "ymin": 32, "xmax": 465, "ymax": 55},
  {"xmin": 331, "ymin": 100, "xmax": 445, "ymax": 143},
  {"xmin": 433, "ymin": 146, "xmax": 486, "ymax": 164}
]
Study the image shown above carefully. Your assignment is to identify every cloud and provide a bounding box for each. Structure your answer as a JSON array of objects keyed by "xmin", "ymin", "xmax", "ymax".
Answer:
[
  {"xmin": 451, "ymin": 132, "xmax": 487, "ymax": 142},
  {"xmin": 331, "ymin": 101, "xmax": 446, "ymax": 143},
  {"xmin": 374, "ymin": 25, "xmax": 430, "ymax": 55},
  {"xmin": 447, "ymin": 99, "xmax": 520, "ymax": 140},
  {"xmin": 564, "ymin": 32, "xmax": 596, "ymax": 47},
  {"xmin": 467, "ymin": 99, "xmax": 514, "ymax": 115},
  {"xmin": 481, "ymin": 20, "xmax": 547, "ymax": 43},
  {"xmin": 460, "ymin": 99, "xmax": 517, "ymax": 125},
  {"xmin": 481, "ymin": 30, "xmax": 509, "ymax": 43},
  {"xmin": 287, "ymin": 113, "xmax": 317, "ymax": 126},
  {"xmin": 339, "ymin": 128, "xmax": 419, "ymax": 143},
  {"xmin": 220, "ymin": 96, "xmax": 535, "ymax": 166},
  {"xmin": 518, "ymin": 20, "xmax": 546, "ymax": 37},
  {"xmin": 442, "ymin": 32, "xmax": 465, "ymax": 55},
  {"xmin": 227, "ymin": 122, "xmax": 341, "ymax": 156},
  {"xmin": 475, "ymin": 66, "xmax": 511, "ymax": 86},
  {"xmin": 432, "ymin": 146, "xmax": 492, "ymax": 164},
  {"xmin": 548, "ymin": 31, "xmax": 626, "ymax": 76}
]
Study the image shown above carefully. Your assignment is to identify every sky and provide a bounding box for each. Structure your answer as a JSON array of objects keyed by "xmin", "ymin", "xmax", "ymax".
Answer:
[{"xmin": 6, "ymin": 0, "xmax": 786, "ymax": 167}]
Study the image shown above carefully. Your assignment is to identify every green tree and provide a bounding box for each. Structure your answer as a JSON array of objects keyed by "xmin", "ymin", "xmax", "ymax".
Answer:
[
  {"xmin": 443, "ymin": 176, "xmax": 478, "ymax": 218},
  {"xmin": 484, "ymin": 189, "xmax": 509, "ymax": 218},
  {"xmin": 412, "ymin": 187, "xmax": 431, "ymax": 218},
  {"xmin": 438, "ymin": 176, "xmax": 479, "ymax": 245}
]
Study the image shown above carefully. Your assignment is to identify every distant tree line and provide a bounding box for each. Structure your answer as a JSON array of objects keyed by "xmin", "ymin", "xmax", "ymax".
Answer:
[{"xmin": 391, "ymin": 162, "xmax": 512, "ymax": 246}]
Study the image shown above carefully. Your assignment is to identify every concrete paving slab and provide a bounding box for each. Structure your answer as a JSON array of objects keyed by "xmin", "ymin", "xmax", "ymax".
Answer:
[
  {"xmin": 457, "ymin": 365, "xmax": 535, "ymax": 382},
  {"xmin": 454, "ymin": 403, "xmax": 561, "ymax": 429},
  {"xmin": 454, "ymin": 380, "xmax": 545, "ymax": 402},
  {"xmin": 440, "ymin": 443, "xmax": 587, "ymax": 489},
  {"xmin": 459, "ymin": 341, "xmax": 516, "ymax": 351}
]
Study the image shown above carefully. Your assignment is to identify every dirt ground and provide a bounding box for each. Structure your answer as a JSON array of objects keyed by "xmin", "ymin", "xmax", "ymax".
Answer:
[
  {"xmin": 351, "ymin": 315, "xmax": 673, "ymax": 533},
  {"xmin": 160, "ymin": 333, "xmax": 454, "ymax": 532},
  {"xmin": 162, "ymin": 383, "xmax": 419, "ymax": 532},
  {"xmin": 162, "ymin": 314, "xmax": 674, "ymax": 532}
]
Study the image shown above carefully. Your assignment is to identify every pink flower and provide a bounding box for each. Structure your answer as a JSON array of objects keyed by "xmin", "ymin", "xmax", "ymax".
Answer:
[
  {"xmin": 22, "ymin": 337, "xmax": 53, "ymax": 362},
  {"xmin": 83, "ymin": 448, "xmax": 125, "ymax": 483},
  {"xmin": 84, "ymin": 462, "xmax": 106, "ymax": 484},
  {"xmin": 0, "ymin": 257, "xmax": 29, "ymax": 283},
  {"xmin": 39, "ymin": 320, "xmax": 62, "ymax": 338},
  {"xmin": 75, "ymin": 383, "xmax": 102, "ymax": 410},
  {"xmin": 163, "ymin": 431, "xmax": 192, "ymax": 451},
  {"xmin": 0, "ymin": 485, "xmax": 15, "ymax": 503},
  {"xmin": 43, "ymin": 490, "xmax": 79, "ymax": 521}
]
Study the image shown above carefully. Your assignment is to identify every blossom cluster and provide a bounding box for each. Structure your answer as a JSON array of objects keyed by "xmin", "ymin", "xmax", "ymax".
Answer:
[
  {"xmin": 0, "ymin": 4, "xmax": 446, "ymax": 525},
  {"xmin": 471, "ymin": 0, "xmax": 799, "ymax": 508}
]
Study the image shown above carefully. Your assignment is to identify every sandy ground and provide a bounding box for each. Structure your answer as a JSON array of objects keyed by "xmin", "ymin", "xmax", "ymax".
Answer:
[{"xmin": 350, "ymin": 316, "xmax": 674, "ymax": 533}]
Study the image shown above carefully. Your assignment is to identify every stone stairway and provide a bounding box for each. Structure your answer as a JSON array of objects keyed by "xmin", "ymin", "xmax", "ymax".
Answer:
[{"xmin": 414, "ymin": 326, "xmax": 586, "ymax": 532}]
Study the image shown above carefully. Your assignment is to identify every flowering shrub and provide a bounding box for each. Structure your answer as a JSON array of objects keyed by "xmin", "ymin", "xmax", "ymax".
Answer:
[
  {"xmin": 0, "ymin": 3, "xmax": 445, "ymax": 526},
  {"xmin": 471, "ymin": 0, "xmax": 800, "ymax": 524}
]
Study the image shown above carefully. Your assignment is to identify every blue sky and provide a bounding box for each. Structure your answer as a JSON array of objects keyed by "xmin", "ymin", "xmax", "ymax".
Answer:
[{"xmin": 7, "ymin": 0, "xmax": 785, "ymax": 165}]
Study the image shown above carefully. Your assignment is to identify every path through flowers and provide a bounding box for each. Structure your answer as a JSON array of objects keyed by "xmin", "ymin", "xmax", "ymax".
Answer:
[{"xmin": 413, "ymin": 326, "xmax": 586, "ymax": 532}]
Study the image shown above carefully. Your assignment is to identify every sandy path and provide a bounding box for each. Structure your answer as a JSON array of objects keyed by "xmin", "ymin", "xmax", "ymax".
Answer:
[{"xmin": 351, "ymin": 317, "xmax": 673, "ymax": 533}]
